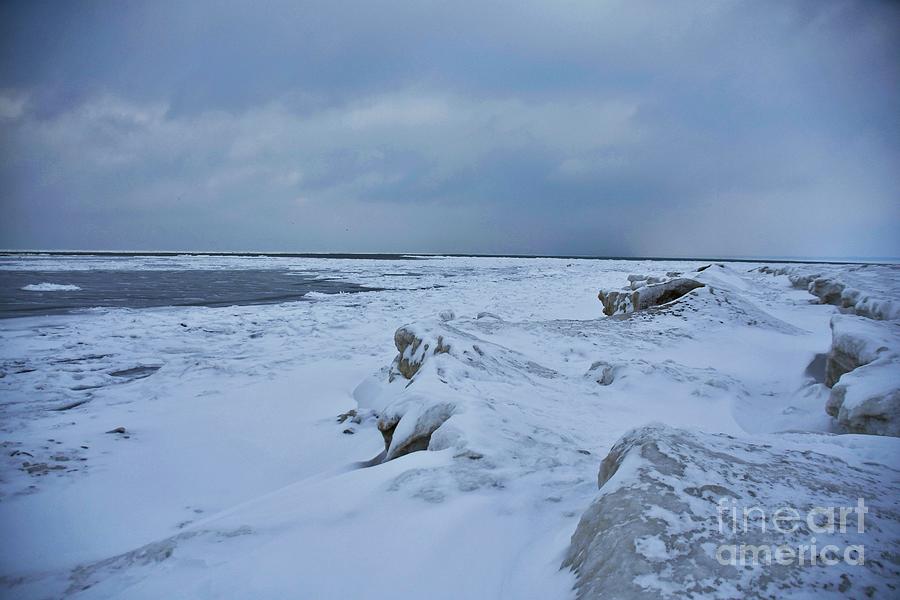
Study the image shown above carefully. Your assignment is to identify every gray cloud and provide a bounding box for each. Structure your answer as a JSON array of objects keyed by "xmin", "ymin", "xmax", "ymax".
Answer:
[{"xmin": 1, "ymin": 0, "xmax": 898, "ymax": 257}]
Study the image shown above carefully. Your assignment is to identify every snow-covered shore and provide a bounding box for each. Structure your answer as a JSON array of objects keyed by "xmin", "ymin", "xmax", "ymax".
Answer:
[{"xmin": 1, "ymin": 256, "xmax": 898, "ymax": 599}]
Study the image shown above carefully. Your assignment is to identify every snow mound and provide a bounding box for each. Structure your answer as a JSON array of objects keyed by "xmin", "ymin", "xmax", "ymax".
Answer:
[
  {"xmin": 563, "ymin": 424, "xmax": 900, "ymax": 599},
  {"xmin": 825, "ymin": 315, "xmax": 900, "ymax": 436},
  {"xmin": 681, "ymin": 286, "xmax": 806, "ymax": 334},
  {"xmin": 20, "ymin": 283, "xmax": 81, "ymax": 292}
]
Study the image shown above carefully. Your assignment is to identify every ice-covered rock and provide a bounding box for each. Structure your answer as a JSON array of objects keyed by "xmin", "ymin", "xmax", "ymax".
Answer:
[
  {"xmin": 353, "ymin": 319, "xmax": 563, "ymax": 465},
  {"xmin": 825, "ymin": 315, "xmax": 897, "ymax": 387},
  {"xmin": 814, "ymin": 278, "xmax": 899, "ymax": 321},
  {"xmin": 391, "ymin": 324, "xmax": 451, "ymax": 380},
  {"xmin": 563, "ymin": 424, "xmax": 900, "ymax": 599},
  {"xmin": 376, "ymin": 397, "xmax": 456, "ymax": 461},
  {"xmin": 827, "ymin": 362, "xmax": 900, "ymax": 437},
  {"xmin": 354, "ymin": 323, "xmax": 460, "ymax": 462},
  {"xmin": 598, "ymin": 278, "xmax": 705, "ymax": 316},
  {"xmin": 810, "ymin": 277, "xmax": 846, "ymax": 306},
  {"xmin": 825, "ymin": 315, "xmax": 900, "ymax": 436},
  {"xmin": 838, "ymin": 287, "xmax": 900, "ymax": 322}
]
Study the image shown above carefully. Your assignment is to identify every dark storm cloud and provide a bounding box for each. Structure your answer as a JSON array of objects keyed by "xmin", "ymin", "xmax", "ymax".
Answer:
[{"xmin": 1, "ymin": 0, "xmax": 898, "ymax": 257}]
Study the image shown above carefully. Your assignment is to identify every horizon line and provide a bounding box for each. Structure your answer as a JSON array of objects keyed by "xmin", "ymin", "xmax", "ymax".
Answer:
[{"xmin": 1, "ymin": 249, "xmax": 898, "ymax": 266}]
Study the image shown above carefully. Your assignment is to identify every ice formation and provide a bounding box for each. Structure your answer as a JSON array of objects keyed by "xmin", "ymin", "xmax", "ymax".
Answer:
[
  {"xmin": 598, "ymin": 277, "xmax": 705, "ymax": 316},
  {"xmin": 758, "ymin": 264, "xmax": 900, "ymax": 321}
]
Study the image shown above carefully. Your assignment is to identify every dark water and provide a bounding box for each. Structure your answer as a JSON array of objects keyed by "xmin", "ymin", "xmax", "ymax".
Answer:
[{"xmin": 0, "ymin": 270, "xmax": 382, "ymax": 318}]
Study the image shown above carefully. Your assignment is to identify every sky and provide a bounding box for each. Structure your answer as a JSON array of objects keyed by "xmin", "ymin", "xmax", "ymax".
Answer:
[{"xmin": 1, "ymin": 0, "xmax": 898, "ymax": 258}]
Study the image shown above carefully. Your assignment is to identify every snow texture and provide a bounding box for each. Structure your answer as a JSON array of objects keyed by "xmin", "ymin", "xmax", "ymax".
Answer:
[{"xmin": 0, "ymin": 255, "xmax": 898, "ymax": 599}]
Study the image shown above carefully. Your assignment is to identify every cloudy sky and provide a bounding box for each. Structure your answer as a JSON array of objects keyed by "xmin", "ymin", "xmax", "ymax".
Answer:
[{"xmin": 1, "ymin": 1, "xmax": 898, "ymax": 258}]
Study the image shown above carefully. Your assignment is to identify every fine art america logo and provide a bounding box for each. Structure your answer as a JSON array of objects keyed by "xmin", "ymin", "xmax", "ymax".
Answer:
[{"xmin": 715, "ymin": 498, "xmax": 868, "ymax": 566}]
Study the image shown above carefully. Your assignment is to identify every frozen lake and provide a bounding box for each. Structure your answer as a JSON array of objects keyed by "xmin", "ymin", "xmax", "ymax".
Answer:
[{"xmin": 0, "ymin": 268, "xmax": 383, "ymax": 318}]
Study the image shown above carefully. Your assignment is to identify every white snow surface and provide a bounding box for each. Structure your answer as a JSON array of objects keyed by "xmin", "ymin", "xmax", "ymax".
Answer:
[
  {"xmin": 0, "ymin": 255, "xmax": 898, "ymax": 599},
  {"xmin": 20, "ymin": 283, "xmax": 82, "ymax": 292}
]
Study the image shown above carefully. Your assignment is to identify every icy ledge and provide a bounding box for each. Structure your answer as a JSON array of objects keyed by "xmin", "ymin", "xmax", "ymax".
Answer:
[
  {"xmin": 825, "ymin": 315, "xmax": 900, "ymax": 436},
  {"xmin": 758, "ymin": 265, "xmax": 900, "ymax": 321},
  {"xmin": 757, "ymin": 264, "xmax": 900, "ymax": 434},
  {"xmin": 563, "ymin": 424, "xmax": 900, "ymax": 599}
]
